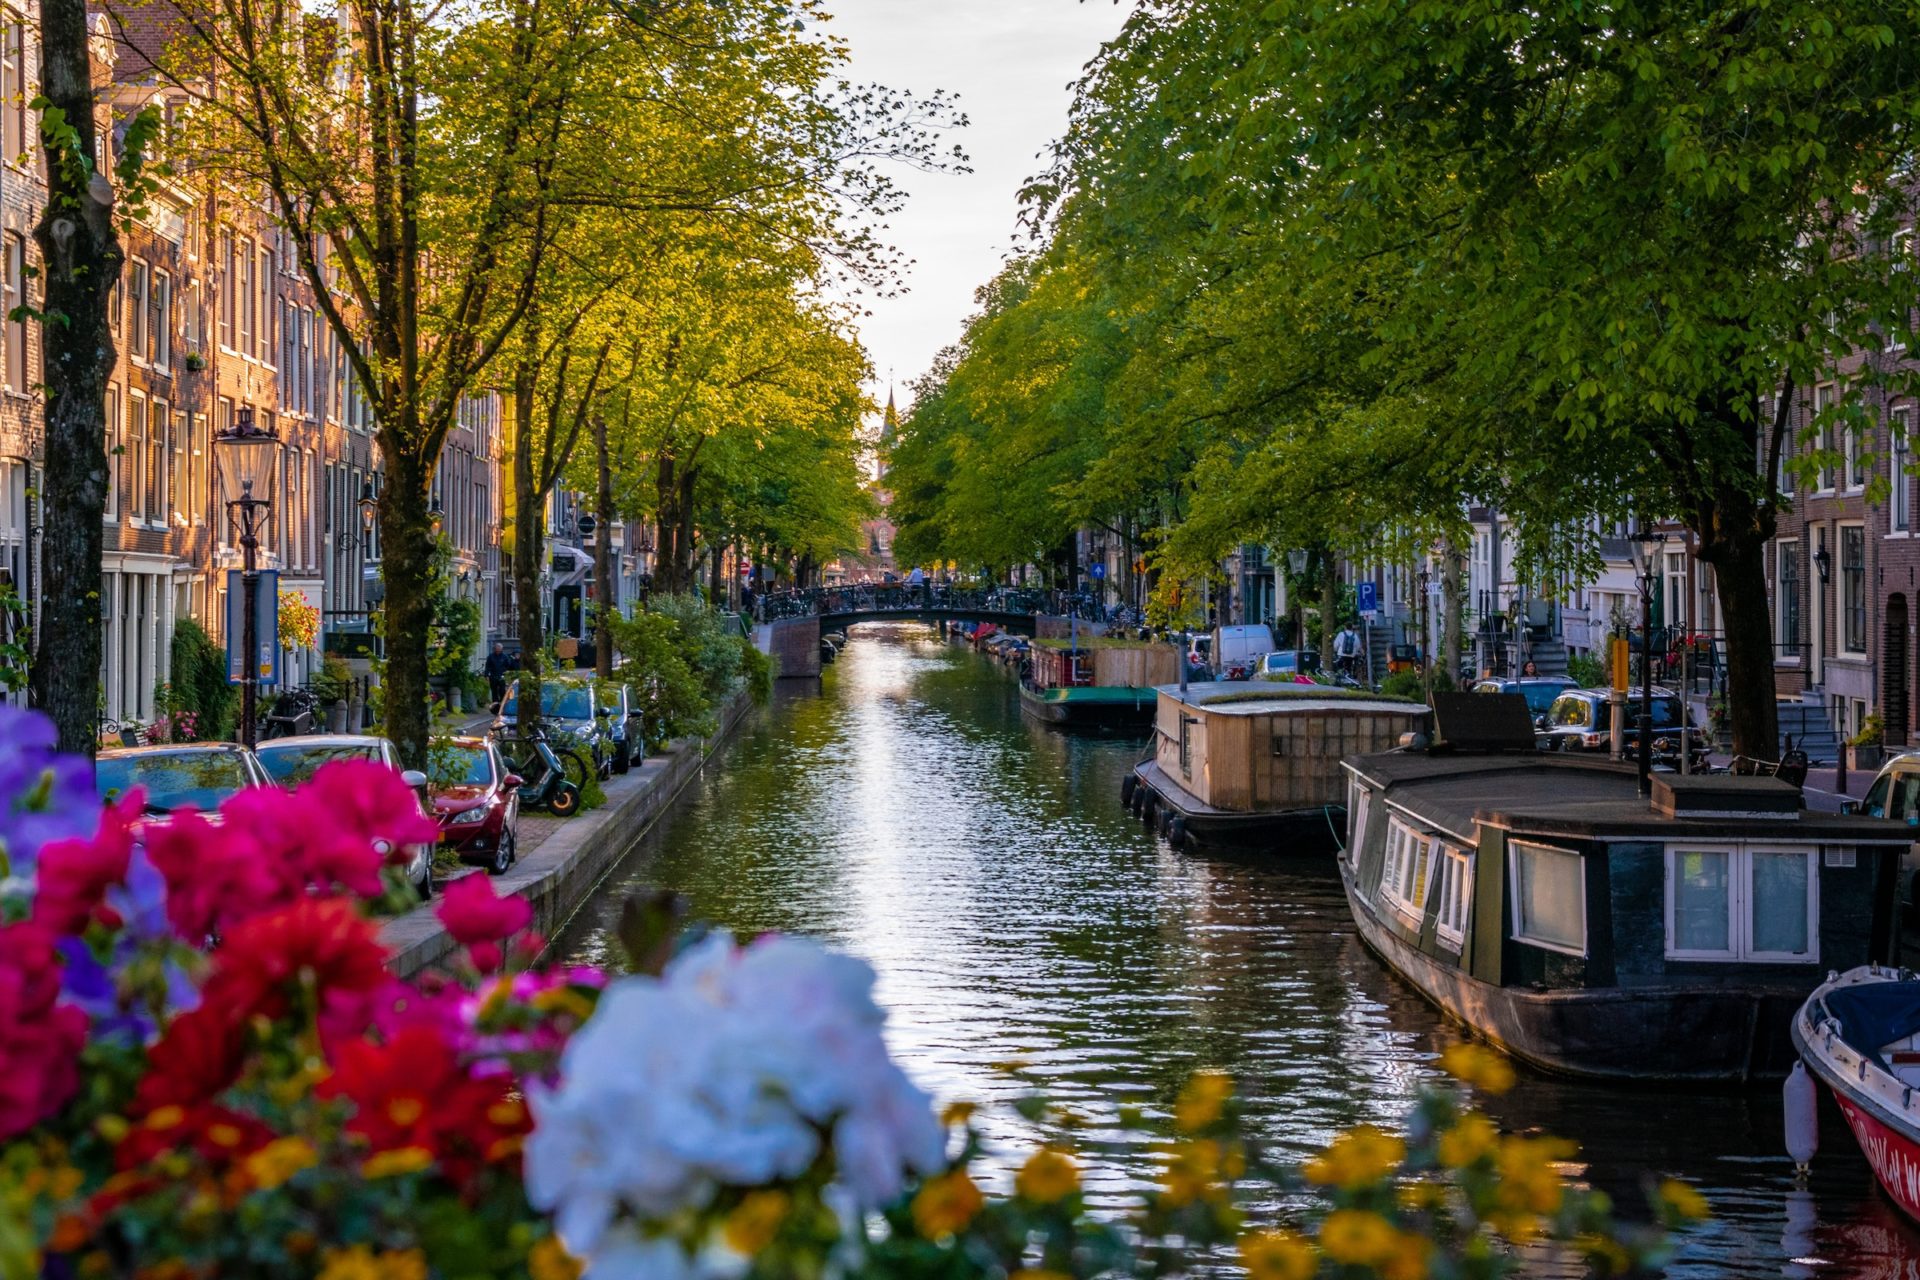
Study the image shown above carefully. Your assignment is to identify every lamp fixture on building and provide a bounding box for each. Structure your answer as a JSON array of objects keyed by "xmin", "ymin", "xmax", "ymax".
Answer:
[
  {"xmin": 213, "ymin": 406, "xmax": 282, "ymax": 749},
  {"xmin": 429, "ymin": 493, "xmax": 444, "ymax": 536},
  {"xmin": 358, "ymin": 478, "xmax": 377, "ymax": 540},
  {"xmin": 1813, "ymin": 544, "xmax": 1833, "ymax": 585},
  {"xmin": 1628, "ymin": 527, "xmax": 1666, "ymax": 798},
  {"xmin": 1287, "ymin": 548, "xmax": 1309, "ymax": 575}
]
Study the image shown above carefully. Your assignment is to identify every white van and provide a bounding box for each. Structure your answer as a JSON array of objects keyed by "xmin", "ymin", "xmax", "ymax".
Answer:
[{"xmin": 1210, "ymin": 624, "xmax": 1277, "ymax": 679}]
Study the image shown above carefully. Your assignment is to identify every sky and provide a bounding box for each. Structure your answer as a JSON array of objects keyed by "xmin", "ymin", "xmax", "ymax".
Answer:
[{"xmin": 823, "ymin": 0, "xmax": 1132, "ymax": 418}]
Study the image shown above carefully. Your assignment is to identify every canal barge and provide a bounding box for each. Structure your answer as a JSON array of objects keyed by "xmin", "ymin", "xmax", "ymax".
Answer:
[
  {"xmin": 1020, "ymin": 637, "xmax": 1178, "ymax": 730},
  {"xmin": 1792, "ymin": 967, "xmax": 1920, "ymax": 1221},
  {"xmin": 1126, "ymin": 682, "xmax": 1428, "ymax": 851},
  {"xmin": 1342, "ymin": 701, "xmax": 1912, "ymax": 1082}
]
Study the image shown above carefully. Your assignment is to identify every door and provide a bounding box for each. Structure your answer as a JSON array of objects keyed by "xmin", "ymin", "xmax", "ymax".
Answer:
[{"xmin": 1889, "ymin": 594, "xmax": 1910, "ymax": 744}]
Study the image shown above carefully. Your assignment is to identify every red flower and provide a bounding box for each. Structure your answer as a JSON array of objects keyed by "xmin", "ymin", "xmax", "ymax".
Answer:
[
  {"xmin": 206, "ymin": 898, "xmax": 388, "ymax": 1024},
  {"xmin": 114, "ymin": 1102, "xmax": 273, "ymax": 1171},
  {"xmin": 143, "ymin": 810, "xmax": 284, "ymax": 941},
  {"xmin": 319, "ymin": 1024, "xmax": 527, "ymax": 1185},
  {"xmin": 31, "ymin": 794, "xmax": 140, "ymax": 935},
  {"xmin": 0, "ymin": 922, "xmax": 89, "ymax": 1141},
  {"xmin": 133, "ymin": 1002, "xmax": 248, "ymax": 1115},
  {"xmin": 436, "ymin": 874, "xmax": 532, "ymax": 948},
  {"xmin": 299, "ymin": 760, "xmax": 438, "ymax": 869}
]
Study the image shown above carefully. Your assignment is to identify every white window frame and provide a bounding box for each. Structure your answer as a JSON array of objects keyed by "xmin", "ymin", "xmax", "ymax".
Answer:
[
  {"xmin": 1508, "ymin": 840, "xmax": 1587, "ymax": 957},
  {"xmin": 1663, "ymin": 844, "xmax": 1819, "ymax": 964},
  {"xmin": 1433, "ymin": 843, "xmax": 1474, "ymax": 950},
  {"xmin": 1840, "ymin": 521, "xmax": 1868, "ymax": 656},
  {"xmin": 1380, "ymin": 816, "xmax": 1436, "ymax": 927},
  {"xmin": 127, "ymin": 257, "xmax": 149, "ymax": 367},
  {"xmin": 102, "ymin": 382, "xmax": 119, "ymax": 523},
  {"xmin": 1815, "ymin": 384, "xmax": 1836, "ymax": 493},
  {"xmin": 1896, "ymin": 406, "xmax": 1913, "ymax": 536},
  {"xmin": 126, "ymin": 389, "xmax": 147, "ymax": 524},
  {"xmin": 151, "ymin": 268, "xmax": 171, "ymax": 372},
  {"xmin": 1347, "ymin": 775, "xmax": 1371, "ymax": 859},
  {"xmin": 1893, "ymin": 228, "xmax": 1914, "ymax": 354}
]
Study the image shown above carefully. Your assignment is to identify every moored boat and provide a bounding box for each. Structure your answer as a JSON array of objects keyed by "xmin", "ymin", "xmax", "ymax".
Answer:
[
  {"xmin": 1793, "ymin": 967, "xmax": 1920, "ymax": 1221},
  {"xmin": 1020, "ymin": 637, "xmax": 1177, "ymax": 730},
  {"xmin": 1126, "ymin": 681, "xmax": 1428, "ymax": 851},
  {"xmin": 1342, "ymin": 695, "xmax": 1913, "ymax": 1082}
]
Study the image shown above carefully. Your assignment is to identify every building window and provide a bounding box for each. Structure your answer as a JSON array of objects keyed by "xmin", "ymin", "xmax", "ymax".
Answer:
[
  {"xmin": 219, "ymin": 232, "xmax": 234, "ymax": 350},
  {"xmin": 150, "ymin": 269, "xmax": 170, "ymax": 370},
  {"xmin": 4, "ymin": 233, "xmax": 24, "ymax": 393},
  {"xmin": 1777, "ymin": 539, "xmax": 1801, "ymax": 659},
  {"xmin": 127, "ymin": 259, "xmax": 149, "ymax": 363},
  {"xmin": 126, "ymin": 392, "xmax": 147, "ymax": 523},
  {"xmin": 1433, "ymin": 844, "xmax": 1473, "ymax": 950},
  {"xmin": 256, "ymin": 246, "xmax": 271, "ymax": 363},
  {"xmin": 1842, "ymin": 523, "xmax": 1866, "ymax": 654},
  {"xmin": 1509, "ymin": 841, "xmax": 1586, "ymax": 956},
  {"xmin": 1, "ymin": 16, "xmax": 23, "ymax": 168},
  {"xmin": 1380, "ymin": 817, "xmax": 1435, "ymax": 925},
  {"xmin": 1815, "ymin": 384, "xmax": 1836, "ymax": 491},
  {"xmin": 1666, "ymin": 846, "xmax": 1817, "ymax": 962},
  {"xmin": 238, "ymin": 240, "xmax": 254, "ymax": 356},
  {"xmin": 171, "ymin": 410, "xmax": 188, "ymax": 525},
  {"xmin": 1897, "ymin": 407, "xmax": 1913, "ymax": 534},
  {"xmin": 148, "ymin": 398, "xmax": 167, "ymax": 520},
  {"xmin": 103, "ymin": 383, "xmax": 119, "ymax": 521}
]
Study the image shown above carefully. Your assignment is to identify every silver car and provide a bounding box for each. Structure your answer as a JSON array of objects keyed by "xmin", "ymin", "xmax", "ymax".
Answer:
[{"xmin": 251, "ymin": 735, "xmax": 435, "ymax": 898}]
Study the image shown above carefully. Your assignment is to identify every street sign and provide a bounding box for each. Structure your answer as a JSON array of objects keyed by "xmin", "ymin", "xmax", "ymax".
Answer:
[
  {"xmin": 225, "ymin": 569, "xmax": 281, "ymax": 687},
  {"xmin": 1356, "ymin": 580, "xmax": 1379, "ymax": 619},
  {"xmin": 1089, "ymin": 562, "xmax": 1106, "ymax": 580}
]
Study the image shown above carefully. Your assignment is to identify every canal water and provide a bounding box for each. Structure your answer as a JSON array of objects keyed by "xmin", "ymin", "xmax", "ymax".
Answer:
[{"xmin": 560, "ymin": 624, "xmax": 1920, "ymax": 1276}]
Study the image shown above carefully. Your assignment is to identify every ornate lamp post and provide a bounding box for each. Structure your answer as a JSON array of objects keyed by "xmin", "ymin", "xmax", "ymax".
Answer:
[
  {"xmin": 214, "ymin": 408, "xmax": 282, "ymax": 749},
  {"xmin": 1629, "ymin": 527, "xmax": 1666, "ymax": 797}
]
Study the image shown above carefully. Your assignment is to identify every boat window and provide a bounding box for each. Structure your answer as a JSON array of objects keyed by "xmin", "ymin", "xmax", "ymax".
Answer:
[
  {"xmin": 1509, "ymin": 841, "xmax": 1587, "ymax": 955},
  {"xmin": 1433, "ymin": 845, "xmax": 1474, "ymax": 949},
  {"xmin": 1381, "ymin": 817, "xmax": 1436, "ymax": 924},
  {"xmin": 1347, "ymin": 780, "xmax": 1372, "ymax": 856},
  {"xmin": 1663, "ymin": 845, "xmax": 1818, "ymax": 963}
]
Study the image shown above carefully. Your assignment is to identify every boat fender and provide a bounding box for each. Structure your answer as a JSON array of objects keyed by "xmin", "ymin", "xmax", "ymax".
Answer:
[
  {"xmin": 1120, "ymin": 774, "xmax": 1138, "ymax": 808},
  {"xmin": 1168, "ymin": 815, "xmax": 1188, "ymax": 849},
  {"xmin": 1158, "ymin": 807, "xmax": 1174, "ymax": 837},
  {"xmin": 1784, "ymin": 1061, "xmax": 1819, "ymax": 1174}
]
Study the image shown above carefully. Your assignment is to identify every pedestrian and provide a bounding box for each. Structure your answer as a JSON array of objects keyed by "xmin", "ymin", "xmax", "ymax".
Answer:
[
  {"xmin": 484, "ymin": 641, "xmax": 513, "ymax": 711},
  {"xmin": 1334, "ymin": 623, "xmax": 1361, "ymax": 677},
  {"xmin": 1521, "ymin": 659, "xmax": 1539, "ymax": 677}
]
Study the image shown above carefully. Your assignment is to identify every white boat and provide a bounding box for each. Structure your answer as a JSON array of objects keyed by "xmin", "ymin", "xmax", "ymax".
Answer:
[{"xmin": 1793, "ymin": 966, "xmax": 1920, "ymax": 1221}]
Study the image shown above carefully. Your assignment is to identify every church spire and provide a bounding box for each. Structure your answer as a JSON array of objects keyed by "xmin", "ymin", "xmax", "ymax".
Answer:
[{"xmin": 882, "ymin": 382, "xmax": 898, "ymax": 443}]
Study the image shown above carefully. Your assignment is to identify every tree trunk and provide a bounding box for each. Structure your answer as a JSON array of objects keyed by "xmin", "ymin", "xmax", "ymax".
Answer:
[
  {"xmin": 379, "ymin": 440, "xmax": 436, "ymax": 767},
  {"xmin": 29, "ymin": 0, "xmax": 120, "ymax": 755},
  {"xmin": 1318, "ymin": 549, "xmax": 1337, "ymax": 672},
  {"xmin": 1440, "ymin": 538, "xmax": 1464, "ymax": 690},
  {"xmin": 512, "ymin": 367, "xmax": 545, "ymax": 732},
  {"xmin": 1705, "ymin": 531, "xmax": 1780, "ymax": 760},
  {"xmin": 708, "ymin": 536, "xmax": 724, "ymax": 604},
  {"xmin": 594, "ymin": 413, "xmax": 613, "ymax": 680}
]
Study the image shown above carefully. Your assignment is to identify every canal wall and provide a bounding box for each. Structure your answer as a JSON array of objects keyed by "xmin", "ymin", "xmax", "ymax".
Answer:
[
  {"xmin": 379, "ymin": 690, "xmax": 755, "ymax": 979},
  {"xmin": 754, "ymin": 615, "xmax": 822, "ymax": 679}
]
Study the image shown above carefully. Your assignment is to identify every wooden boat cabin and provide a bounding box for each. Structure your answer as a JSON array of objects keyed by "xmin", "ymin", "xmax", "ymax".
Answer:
[
  {"xmin": 1022, "ymin": 638, "xmax": 1180, "ymax": 729},
  {"xmin": 1126, "ymin": 682, "xmax": 1428, "ymax": 851},
  {"xmin": 1341, "ymin": 698, "xmax": 1914, "ymax": 1082}
]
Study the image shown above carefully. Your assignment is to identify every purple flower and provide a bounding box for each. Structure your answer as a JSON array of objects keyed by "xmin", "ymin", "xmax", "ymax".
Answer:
[{"xmin": 0, "ymin": 705, "xmax": 103, "ymax": 890}]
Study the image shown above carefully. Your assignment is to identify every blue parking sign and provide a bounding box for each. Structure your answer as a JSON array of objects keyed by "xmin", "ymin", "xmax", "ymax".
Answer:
[{"xmin": 1356, "ymin": 580, "xmax": 1378, "ymax": 616}]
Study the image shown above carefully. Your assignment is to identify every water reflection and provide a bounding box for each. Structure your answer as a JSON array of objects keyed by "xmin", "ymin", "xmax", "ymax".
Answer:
[{"xmin": 560, "ymin": 625, "xmax": 1920, "ymax": 1275}]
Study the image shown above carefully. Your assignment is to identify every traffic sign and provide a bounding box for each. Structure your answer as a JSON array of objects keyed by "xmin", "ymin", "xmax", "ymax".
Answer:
[
  {"xmin": 1089, "ymin": 562, "xmax": 1106, "ymax": 580},
  {"xmin": 1356, "ymin": 580, "xmax": 1379, "ymax": 618},
  {"xmin": 225, "ymin": 569, "xmax": 281, "ymax": 687}
]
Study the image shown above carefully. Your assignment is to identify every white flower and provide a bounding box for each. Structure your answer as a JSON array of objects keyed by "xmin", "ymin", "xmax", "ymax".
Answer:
[{"xmin": 527, "ymin": 932, "xmax": 944, "ymax": 1271}]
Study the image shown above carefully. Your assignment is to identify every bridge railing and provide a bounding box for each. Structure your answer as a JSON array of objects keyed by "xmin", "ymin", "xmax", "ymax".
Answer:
[{"xmin": 752, "ymin": 586, "xmax": 1110, "ymax": 624}]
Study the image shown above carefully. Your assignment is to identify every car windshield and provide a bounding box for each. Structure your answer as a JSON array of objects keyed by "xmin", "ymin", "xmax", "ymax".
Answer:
[
  {"xmin": 427, "ymin": 744, "xmax": 493, "ymax": 788},
  {"xmin": 1517, "ymin": 683, "xmax": 1568, "ymax": 713},
  {"xmin": 551, "ymin": 688, "xmax": 593, "ymax": 719},
  {"xmin": 255, "ymin": 743, "xmax": 378, "ymax": 785},
  {"xmin": 97, "ymin": 752, "xmax": 252, "ymax": 813}
]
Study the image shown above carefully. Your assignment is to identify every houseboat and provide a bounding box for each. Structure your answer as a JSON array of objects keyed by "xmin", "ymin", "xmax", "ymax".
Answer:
[
  {"xmin": 1125, "ymin": 682, "xmax": 1428, "ymax": 851},
  {"xmin": 1341, "ymin": 695, "xmax": 1912, "ymax": 1082},
  {"xmin": 1020, "ymin": 637, "xmax": 1180, "ymax": 730},
  {"xmin": 1793, "ymin": 967, "xmax": 1920, "ymax": 1222}
]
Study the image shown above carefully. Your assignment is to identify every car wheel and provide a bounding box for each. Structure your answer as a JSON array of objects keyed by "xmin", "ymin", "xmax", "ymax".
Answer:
[
  {"xmin": 614, "ymin": 741, "xmax": 631, "ymax": 775},
  {"xmin": 418, "ymin": 862, "xmax": 434, "ymax": 899},
  {"xmin": 502, "ymin": 826, "xmax": 518, "ymax": 867},
  {"xmin": 489, "ymin": 835, "xmax": 512, "ymax": 876}
]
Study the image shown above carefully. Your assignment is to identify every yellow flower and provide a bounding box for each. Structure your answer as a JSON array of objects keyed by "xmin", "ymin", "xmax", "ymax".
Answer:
[
  {"xmin": 1397, "ymin": 1178, "xmax": 1450, "ymax": 1212},
  {"xmin": 1303, "ymin": 1124, "xmax": 1406, "ymax": 1190},
  {"xmin": 48, "ymin": 1165, "xmax": 84, "ymax": 1200},
  {"xmin": 317, "ymin": 1245, "xmax": 383, "ymax": 1280},
  {"xmin": 1160, "ymin": 1138, "xmax": 1240, "ymax": 1206},
  {"xmin": 722, "ymin": 1189, "xmax": 790, "ymax": 1256},
  {"xmin": 1435, "ymin": 1112, "xmax": 1500, "ymax": 1168},
  {"xmin": 243, "ymin": 1137, "xmax": 318, "ymax": 1192},
  {"xmin": 1381, "ymin": 1232, "xmax": 1431, "ymax": 1280},
  {"xmin": 1009, "ymin": 1271, "xmax": 1072, "ymax": 1280},
  {"xmin": 1658, "ymin": 1178, "xmax": 1710, "ymax": 1221},
  {"xmin": 1240, "ymin": 1229, "xmax": 1316, "ymax": 1280},
  {"xmin": 530, "ymin": 986, "xmax": 596, "ymax": 1021},
  {"xmin": 385, "ymin": 1097, "xmax": 425, "ymax": 1127},
  {"xmin": 911, "ymin": 1169, "xmax": 983, "ymax": 1239},
  {"xmin": 1438, "ymin": 1043, "xmax": 1516, "ymax": 1095},
  {"xmin": 1493, "ymin": 1134, "xmax": 1578, "ymax": 1216},
  {"xmin": 1576, "ymin": 1232, "xmax": 1635, "ymax": 1276},
  {"xmin": 529, "ymin": 1237, "xmax": 583, "ymax": 1280},
  {"xmin": 1486, "ymin": 1210, "xmax": 1542, "ymax": 1243},
  {"xmin": 941, "ymin": 1101, "xmax": 978, "ymax": 1128},
  {"xmin": 143, "ymin": 1106, "xmax": 185, "ymax": 1132},
  {"xmin": 1318, "ymin": 1209, "xmax": 1399, "ymax": 1266},
  {"xmin": 361, "ymin": 1146, "xmax": 434, "ymax": 1179},
  {"xmin": 1174, "ymin": 1070, "xmax": 1234, "ymax": 1132},
  {"xmin": 377, "ymin": 1250, "xmax": 427, "ymax": 1280},
  {"xmin": 1015, "ymin": 1148, "xmax": 1081, "ymax": 1204}
]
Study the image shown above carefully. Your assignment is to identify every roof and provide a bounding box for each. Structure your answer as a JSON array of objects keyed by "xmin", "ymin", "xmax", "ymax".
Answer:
[
  {"xmin": 1344, "ymin": 751, "xmax": 1910, "ymax": 844},
  {"xmin": 1158, "ymin": 681, "xmax": 1426, "ymax": 717}
]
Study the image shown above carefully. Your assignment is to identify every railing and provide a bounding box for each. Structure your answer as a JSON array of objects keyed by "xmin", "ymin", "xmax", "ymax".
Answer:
[{"xmin": 754, "ymin": 585, "xmax": 1109, "ymax": 624}]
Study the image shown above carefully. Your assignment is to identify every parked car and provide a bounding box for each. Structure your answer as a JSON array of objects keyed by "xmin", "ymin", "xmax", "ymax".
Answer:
[
  {"xmin": 1210, "ymin": 624, "xmax": 1276, "ymax": 680},
  {"xmin": 427, "ymin": 736, "xmax": 523, "ymax": 876},
  {"xmin": 252, "ymin": 735, "xmax": 435, "ymax": 898},
  {"xmin": 501, "ymin": 678, "xmax": 612, "ymax": 778},
  {"xmin": 1254, "ymin": 649, "xmax": 1322, "ymax": 681},
  {"xmin": 1539, "ymin": 688, "xmax": 1700, "ymax": 767},
  {"xmin": 1472, "ymin": 676, "xmax": 1577, "ymax": 718},
  {"xmin": 95, "ymin": 743, "xmax": 271, "ymax": 817},
  {"xmin": 1852, "ymin": 753, "xmax": 1920, "ymax": 918},
  {"xmin": 598, "ymin": 683, "xmax": 646, "ymax": 774}
]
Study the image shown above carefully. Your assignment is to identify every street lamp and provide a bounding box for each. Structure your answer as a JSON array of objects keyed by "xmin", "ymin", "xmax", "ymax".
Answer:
[
  {"xmin": 1628, "ymin": 527, "xmax": 1666, "ymax": 797},
  {"xmin": 214, "ymin": 407, "xmax": 282, "ymax": 749},
  {"xmin": 358, "ymin": 478, "xmax": 376, "ymax": 542}
]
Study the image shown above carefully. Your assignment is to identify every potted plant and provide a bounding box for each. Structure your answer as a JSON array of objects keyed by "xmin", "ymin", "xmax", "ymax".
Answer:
[{"xmin": 1849, "ymin": 712, "xmax": 1887, "ymax": 772}]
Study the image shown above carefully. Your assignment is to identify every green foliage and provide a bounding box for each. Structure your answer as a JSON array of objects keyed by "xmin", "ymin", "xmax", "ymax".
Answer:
[
  {"xmin": 167, "ymin": 618, "xmax": 236, "ymax": 742},
  {"xmin": 649, "ymin": 594, "xmax": 745, "ymax": 707},
  {"xmin": 426, "ymin": 536, "xmax": 483, "ymax": 682},
  {"xmin": 1377, "ymin": 670, "xmax": 1425, "ymax": 702},
  {"xmin": 312, "ymin": 654, "xmax": 355, "ymax": 706},
  {"xmin": 603, "ymin": 608, "xmax": 715, "ymax": 743},
  {"xmin": 0, "ymin": 581, "xmax": 26, "ymax": 694},
  {"xmin": 738, "ymin": 635, "xmax": 774, "ymax": 705},
  {"xmin": 1566, "ymin": 653, "xmax": 1607, "ymax": 691}
]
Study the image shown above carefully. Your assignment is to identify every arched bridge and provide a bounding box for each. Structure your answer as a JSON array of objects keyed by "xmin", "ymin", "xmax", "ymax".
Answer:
[
  {"xmin": 814, "ymin": 607, "xmax": 1042, "ymax": 635},
  {"xmin": 750, "ymin": 587, "xmax": 1108, "ymax": 676}
]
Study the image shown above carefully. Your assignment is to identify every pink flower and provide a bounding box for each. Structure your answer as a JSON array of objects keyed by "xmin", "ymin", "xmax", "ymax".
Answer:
[
  {"xmin": 31, "ymin": 793, "xmax": 140, "ymax": 935},
  {"xmin": 144, "ymin": 810, "xmax": 283, "ymax": 941},
  {"xmin": 437, "ymin": 874, "xmax": 533, "ymax": 948},
  {"xmin": 0, "ymin": 922, "xmax": 89, "ymax": 1140},
  {"xmin": 301, "ymin": 760, "xmax": 438, "ymax": 868}
]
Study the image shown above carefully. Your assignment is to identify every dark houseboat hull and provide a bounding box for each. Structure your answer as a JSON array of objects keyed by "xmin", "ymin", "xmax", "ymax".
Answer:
[
  {"xmin": 1131, "ymin": 760, "xmax": 1343, "ymax": 853},
  {"xmin": 1341, "ymin": 858, "xmax": 1810, "ymax": 1083},
  {"xmin": 1020, "ymin": 684, "xmax": 1156, "ymax": 730}
]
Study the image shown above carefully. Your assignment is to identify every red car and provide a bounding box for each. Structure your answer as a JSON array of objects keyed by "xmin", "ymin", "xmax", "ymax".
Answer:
[{"xmin": 428, "ymin": 736, "xmax": 523, "ymax": 876}]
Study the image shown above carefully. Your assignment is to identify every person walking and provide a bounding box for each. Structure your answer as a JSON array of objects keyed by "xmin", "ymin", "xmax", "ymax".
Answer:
[
  {"xmin": 484, "ymin": 642, "xmax": 514, "ymax": 711},
  {"xmin": 1334, "ymin": 623, "xmax": 1361, "ymax": 677}
]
